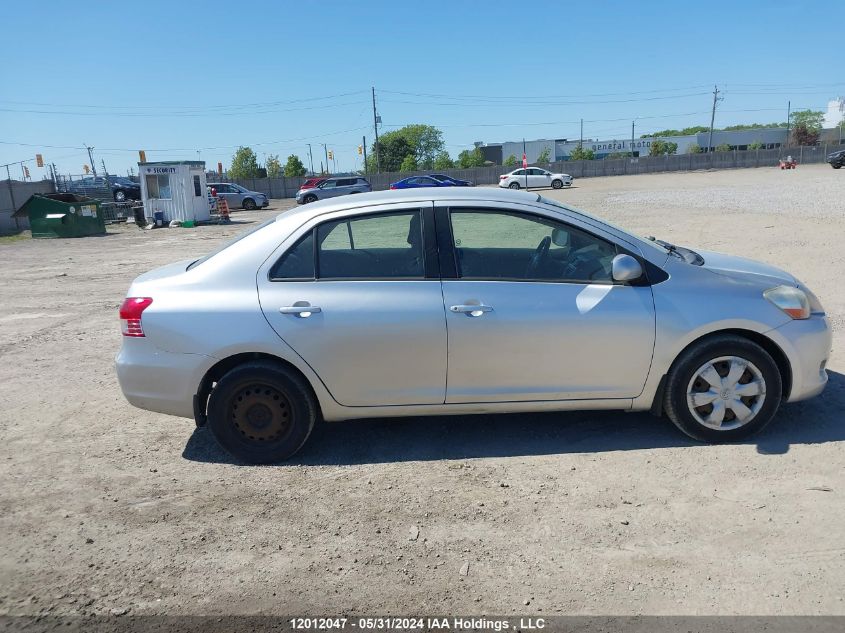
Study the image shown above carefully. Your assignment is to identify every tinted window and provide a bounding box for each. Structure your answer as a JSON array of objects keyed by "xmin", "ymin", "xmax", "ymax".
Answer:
[
  {"xmin": 193, "ymin": 175, "xmax": 202, "ymax": 196},
  {"xmin": 317, "ymin": 211, "xmax": 424, "ymax": 279},
  {"xmin": 336, "ymin": 178, "xmax": 355, "ymax": 187},
  {"xmin": 270, "ymin": 232, "xmax": 314, "ymax": 279},
  {"xmin": 449, "ymin": 210, "xmax": 616, "ymax": 283},
  {"xmin": 357, "ymin": 178, "xmax": 370, "ymax": 185},
  {"xmin": 512, "ymin": 169, "xmax": 525, "ymax": 176}
]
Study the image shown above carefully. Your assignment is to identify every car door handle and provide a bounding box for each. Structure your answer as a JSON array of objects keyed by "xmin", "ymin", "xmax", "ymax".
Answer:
[
  {"xmin": 279, "ymin": 305, "xmax": 321, "ymax": 317},
  {"xmin": 450, "ymin": 304, "xmax": 493, "ymax": 316}
]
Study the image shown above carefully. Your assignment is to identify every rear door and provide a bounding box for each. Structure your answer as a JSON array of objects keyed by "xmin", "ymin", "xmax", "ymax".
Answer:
[
  {"xmin": 257, "ymin": 203, "xmax": 447, "ymax": 406},
  {"xmin": 436, "ymin": 202, "xmax": 656, "ymax": 403}
]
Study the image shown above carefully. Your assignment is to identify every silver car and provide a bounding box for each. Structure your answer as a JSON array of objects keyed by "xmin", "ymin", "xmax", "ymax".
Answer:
[
  {"xmin": 116, "ymin": 188, "xmax": 831, "ymax": 463},
  {"xmin": 207, "ymin": 182, "xmax": 269, "ymax": 210},
  {"xmin": 296, "ymin": 176, "xmax": 372, "ymax": 204}
]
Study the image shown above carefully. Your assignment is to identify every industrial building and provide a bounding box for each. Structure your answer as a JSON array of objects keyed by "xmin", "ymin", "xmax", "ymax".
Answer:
[{"xmin": 480, "ymin": 127, "xmax": 794, "ymax": 164}]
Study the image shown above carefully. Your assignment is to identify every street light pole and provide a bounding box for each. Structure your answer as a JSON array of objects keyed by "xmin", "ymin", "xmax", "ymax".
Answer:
[
  {"xmin": 322, "ymin": 144, "xmax": 329, "ymax": 175},
  {"xmin": 372, "ymin": 86, "xmax": 381, "ymax": 174},
  {"xmin": 307, "ymin": 144, "xmax": 314, "ymax": 175}
]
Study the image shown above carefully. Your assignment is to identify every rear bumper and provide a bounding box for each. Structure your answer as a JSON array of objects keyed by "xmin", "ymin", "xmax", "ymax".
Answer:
[
  {"xmin": 766, "ymin": 315, "xmax": 832, "ymax": 402},
  {"xmin": 115, "ymin": 339, "xmax": 211, "ymax": 418}
]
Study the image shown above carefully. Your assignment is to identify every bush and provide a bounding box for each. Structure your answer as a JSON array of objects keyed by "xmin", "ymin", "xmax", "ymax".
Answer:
[
  {"xmin": 715, "ymin": 143, "xmax": 732, "ymax": 152},
  {"xmin": 569, "ymin": 146, "xmax": 595, "ymax": 161}
]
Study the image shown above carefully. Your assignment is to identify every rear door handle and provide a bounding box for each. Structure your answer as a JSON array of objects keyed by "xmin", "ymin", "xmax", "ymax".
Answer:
[
  {"xmin": 279, "ymin": 305, "xmax": 321, "ymax": 317},
  {"xmin": 450, "ymin": 304, "xmax": 493, "ymax": 316}
]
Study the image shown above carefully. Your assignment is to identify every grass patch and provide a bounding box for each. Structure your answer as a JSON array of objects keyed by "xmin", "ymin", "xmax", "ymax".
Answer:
[{"xmin": 0, "ymin": 233, "xmax": 30, "ymax": 244}]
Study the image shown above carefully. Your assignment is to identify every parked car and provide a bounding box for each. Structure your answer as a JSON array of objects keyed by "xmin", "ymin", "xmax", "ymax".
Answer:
[
  {"xmin": 110, "ymin": 177, "xmax": 141, "ymax": 202},
  {"xmin": 390, "ymin": 175, "xmax": 455, "ymax": 189},
  {"xmin": 827, "ymin": 148, "xmax": 845, "ymax": 169},
  {"xmin": 429, "ymin": 173, "xmax": 473, "ymax": 186},
  {"xmin": 116, "ymin": 188, "xmax": 830, "ymax": 464},
  {"xmin": 64, "ymin": 176, "xmax": 110, "ymax": 196},
  {"xmin": 207, "ymin": 183, "xmax": 269, "ymax": 210},
  {"xmin": 300, "ymin": 177, "xmax": 327, "ymax": 190},
  {"xmin": 499, "ymin": 168, "xmax": 572, "ymax": 190},
  {"xmin": 295, "ymin": 176, "xmax": 371, "ymax": 204}
]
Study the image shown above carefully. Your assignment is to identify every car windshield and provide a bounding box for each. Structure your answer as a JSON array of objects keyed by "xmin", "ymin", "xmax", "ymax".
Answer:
[{"xmin": 186, "ymin": 218, "xmax": 276, "ymax": 270}]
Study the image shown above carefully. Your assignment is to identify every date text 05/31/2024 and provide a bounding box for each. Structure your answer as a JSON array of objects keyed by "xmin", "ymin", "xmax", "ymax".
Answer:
[{"xmin": 289, "ymin": 617, "xmax": 547, "ymax": 631}]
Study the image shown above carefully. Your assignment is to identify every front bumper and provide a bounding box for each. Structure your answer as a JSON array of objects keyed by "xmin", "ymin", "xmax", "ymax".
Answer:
[
  {"xmin": 116, "ymin": 338, "xmax": 211, "ymax": 419},
  {"xmin": 766, "ymin": 314, "xmax": 832, "ymax": 402}
]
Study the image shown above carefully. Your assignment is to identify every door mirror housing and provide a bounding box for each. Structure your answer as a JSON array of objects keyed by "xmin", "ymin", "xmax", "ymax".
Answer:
[{"xmin": 611, "ymin": 254, "xmax": 643, "ymax": 282}]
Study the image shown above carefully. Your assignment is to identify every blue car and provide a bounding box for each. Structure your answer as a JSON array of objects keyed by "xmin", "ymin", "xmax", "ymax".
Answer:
[
  {"xmin": 390, "ymin": 176, "xmax": 448, "ymax": 189},
  {"xmin": 390, "ymin": 175, "xmax": 473, "ymax": 189},
  {"xmin": 429, "ymin": 173, "xmax": 473, "ymax": 186}
]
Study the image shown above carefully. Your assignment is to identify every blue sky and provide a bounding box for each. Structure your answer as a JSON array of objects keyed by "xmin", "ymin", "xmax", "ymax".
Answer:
[{"xmin": 1, "ymin": 0, "xmax": 842, "ymax": 177}]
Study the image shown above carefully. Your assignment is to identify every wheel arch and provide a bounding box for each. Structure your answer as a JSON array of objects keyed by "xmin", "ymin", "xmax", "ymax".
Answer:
[
  {"xmin": 194, "ymin": 352, "xmax": 322, "ymax": 426},
  {"xmin": 652, "ymin": 328, "xmax": 792, "ymax": 415}
]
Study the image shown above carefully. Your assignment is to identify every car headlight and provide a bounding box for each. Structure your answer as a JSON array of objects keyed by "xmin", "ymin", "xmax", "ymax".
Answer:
[
  {"xmin": 764, "ymin": 285, "xmax": 812, "ymax": 319},
  {"xmin": 797, "ymin": 282, "xmax": 825, "ymax": 314}
]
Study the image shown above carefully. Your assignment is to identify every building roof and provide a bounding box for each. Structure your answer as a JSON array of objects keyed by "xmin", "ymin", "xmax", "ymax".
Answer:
[{"xmin": 138, "ymin": 161, "xmax": 205, "ymax": 167}]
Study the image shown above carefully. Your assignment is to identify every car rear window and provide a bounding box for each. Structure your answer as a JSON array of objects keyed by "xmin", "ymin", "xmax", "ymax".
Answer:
[{"xmin": 186, "ymin": 218, "xmax": 276, "ymax": 270}]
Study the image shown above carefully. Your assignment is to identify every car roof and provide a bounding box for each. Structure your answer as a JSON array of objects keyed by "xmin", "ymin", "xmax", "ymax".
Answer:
[{"xmin": 278, "ymin": 187, "xmax": 542, "ymax": 223}]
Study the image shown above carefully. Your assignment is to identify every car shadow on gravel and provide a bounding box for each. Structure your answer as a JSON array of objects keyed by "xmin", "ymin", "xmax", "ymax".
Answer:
[{"xmin": 182, "ymin": 371, "xmax": 845, "ymax": 466}]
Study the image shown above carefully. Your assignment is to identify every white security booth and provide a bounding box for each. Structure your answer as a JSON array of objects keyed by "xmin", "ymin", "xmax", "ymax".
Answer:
[{"xmin": 139, "ymin": 160, "xmax": 210, "ymax": 223}]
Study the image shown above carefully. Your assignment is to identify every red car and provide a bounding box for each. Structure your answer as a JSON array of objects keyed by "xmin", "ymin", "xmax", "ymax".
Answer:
[{"xmin": 299, "ymin": 177, "xmax": 327, "ymax": 190}]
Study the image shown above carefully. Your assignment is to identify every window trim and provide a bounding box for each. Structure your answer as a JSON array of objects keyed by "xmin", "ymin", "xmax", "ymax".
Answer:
[
  {"xmin": 440, "ymin": 206, "xmax": 636, "ymax": 286},
  {"xmin": 268, "ymin": 207, "xmax": 438, "ymax": 282}
]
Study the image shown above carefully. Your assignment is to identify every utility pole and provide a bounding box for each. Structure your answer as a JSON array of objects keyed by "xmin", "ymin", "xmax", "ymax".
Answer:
[
  {"xmin": 362, "ymin": 135, "xmax": 368, "ymax": 175},
  {"xmin": 580, "ymin": 118, "xmax": 583, "ymax": 147},
  {"xmin": 86, "ymin": 146, "xmax": 97, "ymax": 176},
  {"xmin": 631, "ymin": 121, "xmax": 635, "ymax": 157},
  {"xmin": 785, "ymin": 100, "xmax": 791, "ymax": 148},
  {"xmin": 707, "ymin": 85, "xmax": 721, "ymax": 153},
  {"xmin": 372, "ymin": 86, "xmax": 381, "ymax": 173},
  {"xmin": 321, "ymin": 144, "xmax": 329, "ymax": 175},
  {"xmin": 306, "ymin": 144, "xmax": 314, "ymax": 175}
]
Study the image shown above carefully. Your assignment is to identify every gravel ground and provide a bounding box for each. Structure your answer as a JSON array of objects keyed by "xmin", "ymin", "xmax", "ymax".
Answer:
[{"xmin": 0, "ymin": 164, "xmax": 843, "ymax": 618}]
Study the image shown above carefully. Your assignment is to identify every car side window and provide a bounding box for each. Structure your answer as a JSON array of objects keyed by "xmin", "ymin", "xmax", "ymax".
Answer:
[
  {"xmin": 316, "ymin": 211, "xmax": 424, "ymax": 279},
  {"xmin": 270, "ymin": 232, "xmax": 315, "ymax": 280},
  {"xmin": 449, "ymin": 209, "xmax": 617, "ymax": 283},
  {"xmin": 320, "ymin": 180, "xmax": 337, "ymax": 189}
]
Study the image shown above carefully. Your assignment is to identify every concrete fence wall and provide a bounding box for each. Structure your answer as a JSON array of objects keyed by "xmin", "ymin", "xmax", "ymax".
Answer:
[
  {"xmin": 0, "ymin": 179, "xmax": 56, "ymax": 233},
  {"xmin": 222, "ymin": 143, "xmax": 843, "ymax": 200}
]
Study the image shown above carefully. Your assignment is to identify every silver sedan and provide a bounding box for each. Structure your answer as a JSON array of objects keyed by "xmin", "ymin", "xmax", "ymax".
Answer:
[{"xmin": 116, "ymin": 188, "xmax": 831, "ymax": 463}]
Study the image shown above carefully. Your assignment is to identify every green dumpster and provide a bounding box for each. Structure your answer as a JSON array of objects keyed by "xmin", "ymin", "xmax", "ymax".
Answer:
[{"xmin": 13, "ymin": 193, "xmax": 106, "ymax": 238}]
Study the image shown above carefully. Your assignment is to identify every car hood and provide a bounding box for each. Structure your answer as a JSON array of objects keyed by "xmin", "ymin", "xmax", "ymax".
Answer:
[
  {"xmin": 297, "ymin": 187, "xmax": 319, "ymax": 195},
  {"xmin": 697, "ymin": 249, "xmax": 797, "ymax": 286}
]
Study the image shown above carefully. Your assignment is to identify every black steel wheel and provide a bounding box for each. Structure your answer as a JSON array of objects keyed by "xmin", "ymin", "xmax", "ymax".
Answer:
[{"xmin": 207, "ymin": 361, "xmax": 317, "ymax": 463}]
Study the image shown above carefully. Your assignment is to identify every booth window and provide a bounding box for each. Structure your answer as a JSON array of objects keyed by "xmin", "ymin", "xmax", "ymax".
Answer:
[
  {"xmin": 193, "ymin": 175, "xmax": 202, "ymax": 197},
  {"xmin": 145, "ymin": 174, "xmax": 172, "ymax": 199}
]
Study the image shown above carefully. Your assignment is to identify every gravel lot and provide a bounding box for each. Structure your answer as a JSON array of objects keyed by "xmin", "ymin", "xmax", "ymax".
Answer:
[{"xmin": 1, "ymin": 164, "xmax": 843, "ymax": 617}]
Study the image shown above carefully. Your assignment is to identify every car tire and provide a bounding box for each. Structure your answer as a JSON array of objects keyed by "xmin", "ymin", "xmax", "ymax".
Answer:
[
  {"xmin": 508, "ymin": 182, "xmax": 520, "ymax": 190},
  {"xmin": 114, "ymin": 190, "xmax": 126, "ymax": 202},
  {"xmin": 551, "ymin": 179, "xmax": 563, "ymax": 189},
  {"xmin": 833, "ymin": 164, "xmax": 842, "ymax": 169},
  {"xmin": 242, "ymin": 198, "xmax": 257, "ymax": 210},
  {"xmin": 207, "ymin": 361, "xmax": 317, "ymax": 464},
  {"xmin": 303, "ymin": 194, "xmax": 317, "ymax": 204},
  {"xmin": 663, "ymin": 334, "xmax": 782, "ymax": 443}
]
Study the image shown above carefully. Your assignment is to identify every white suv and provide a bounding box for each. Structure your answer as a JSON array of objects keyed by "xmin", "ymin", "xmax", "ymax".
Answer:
[{"xmin": 499, "ymin": 168, "xmax": 572, "ymax": 190}]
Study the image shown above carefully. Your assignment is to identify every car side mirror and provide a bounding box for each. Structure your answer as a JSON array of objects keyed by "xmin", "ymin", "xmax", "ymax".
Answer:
[{"xmin": 611, "ymin": 254, "xmax": 643, "ymax": 282}]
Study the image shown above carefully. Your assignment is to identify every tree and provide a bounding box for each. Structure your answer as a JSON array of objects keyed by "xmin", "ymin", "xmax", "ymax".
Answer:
[
  {"xmin": 748, "ymin": 141, "xmax": 764, "ymax": 151},
  {"xmin": 432, "ymin": 152, "xmax": 454, "ymax": 170},
  {"xmin": 605, "ymin": 151, "xmax": 631, "ymax": 159},
  {"xmin": 790, "ymin": 109, "xmax": 824, "ymax": 146},
  {"xmin": 366, "ymin": 135, "xmax": 412, "ymax": 173},
  {"xmin": 457, "ymin": 148, "xmax": 485, "ymax": 168},
  {"xmin": 687, "ymin": 144, "xmax": 702, "ymax": 154},
  {"xmin": 569, "ymin": 146, "xmax": 595, "ymax": 161},
  {"xmin": 397, "ymin": 124, "xmax": 446, "ymax": 168},
  {"xmin": 399, "ymin": 154, "xmax": 419, "ymax": 172},
  {"xmin": 649, "ymin": 140, "xmax": 678, "ymax": 156},
  {"xmin": 715, "ymin": 143, "xmax": 732, "ymax": 152},
  {"xmin": 503, "ymin": 154, "xmax": 518, "ymax": 167},
  {"xmin": 266, "ymin": 154, "xmax": 282, "ymax": 178},
  {"xmin": 536, "ymin": 147, "xmax": 551, "ymax": 163},
  {"xmin": 229, "ymin": 147, "xmax": 260, "ymax": 179},
  {"xmin": 282, "ymin": 154, "xmax": 306, "ymax": 177}
]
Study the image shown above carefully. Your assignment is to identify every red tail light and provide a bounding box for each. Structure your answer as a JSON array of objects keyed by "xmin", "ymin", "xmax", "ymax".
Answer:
[
  {"xmin": 390, "ymin": 185, "xmax": 396, "ymax": 189},
  {"xmin": 499, "ymin": 175, "xmax": 507, "ymax": 180},
  {"xmin": 119, "ymin": 297, "xmax": 153, "ymax": 337}
]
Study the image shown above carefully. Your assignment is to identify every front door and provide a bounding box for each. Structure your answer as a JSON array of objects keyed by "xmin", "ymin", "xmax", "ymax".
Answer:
[
  {"xmin": 528, "ymin": 168, "xmax": 552, "ymax": 188},
  {"xmin": 257, "ymin": 205, "xmax": 447, "ymax": 407},
  {"xmin": 439, "ymin": 206, "xmax": 655, "ymax": 403}
]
